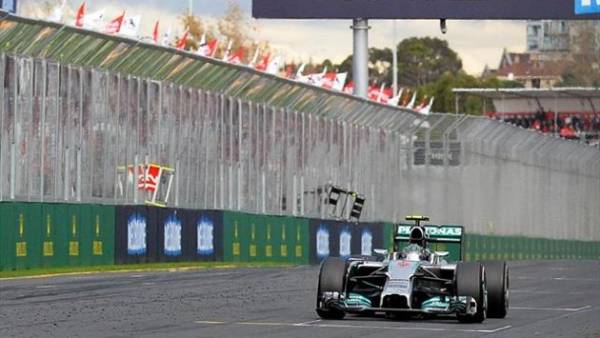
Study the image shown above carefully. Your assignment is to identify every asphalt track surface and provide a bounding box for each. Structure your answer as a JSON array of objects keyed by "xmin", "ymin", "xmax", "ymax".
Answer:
[{"xmin": 1, "ymin": 260, "xmax": 599, "ymax": 338}]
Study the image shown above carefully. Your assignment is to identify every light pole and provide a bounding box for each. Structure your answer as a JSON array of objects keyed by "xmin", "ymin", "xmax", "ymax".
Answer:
[
  {"xmin": 352, "ymin": 18, "xmax": 369, "ymax": 98},
  {"xmin": 392, "ymin": 20, "xmax": 398, "ymax": 96}
]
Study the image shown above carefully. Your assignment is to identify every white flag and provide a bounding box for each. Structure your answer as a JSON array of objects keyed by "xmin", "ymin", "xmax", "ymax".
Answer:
[
  {"xmin": 222, "ymin": 40, "xmax": 233, "ymax": 61},
  {"xmin": 120, "ymin": 15, "xmax": 141, "ymax": 38},
  {"xmin": 387, "ymin": 88, "xmax": 404, "ymax": 106},
  {"xmin": 47, "ymin": 0, "xmax": 66, "ymax": 22},
  {"xmin": 306, "ymin": 67, "xmax": 327, "ymax": 86},
  {"xmin": 249, "ymin": 47, "xmax": 260, "ymax": 67},
  {"xmin": 332, "ymin": 72, "xmax": 347, "ymax": 91},
  {"xmin": 83, "ymin": 9, "xmax": 105, "ymax": 30},
  {"xmin": 417, "ymin": 97, "xmax": 434, "ymax": 115},
  {"xmin": 295, "ymin": 63, "xmax": 306, "ymax": 80},
  {"xmin": 266, "ymin": 55, "xmax": 282, "ymax": 75},
  {"xmin": 405, "ymin": 92, "xmax": 417, "ymax": 109},
  {"xmin": 161, "ymin": 26, "xmax": 172, "ymax": 47}
]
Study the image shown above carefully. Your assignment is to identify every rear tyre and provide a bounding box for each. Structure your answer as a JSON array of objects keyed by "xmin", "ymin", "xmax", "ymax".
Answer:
[
  {"xmin": 483, "ymin": 261, "xmax": 509, "ymax": 318},
  {"xmin": 455, "ymin": 262, "xmax": 487, "ymax": 323},
  {"xmin": 316, "ymin": 257, "xmax": 347, "ymax": 319}
]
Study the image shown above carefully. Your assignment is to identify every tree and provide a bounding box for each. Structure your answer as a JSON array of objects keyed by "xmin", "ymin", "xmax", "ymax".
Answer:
[
  {"xmin": 558, "ymin": 21, "xmax": 600, "ymax": 87},
  {"xmin": 218, "ymin": 0, "xmax": 251, "ymax": 49},
  {"xmin": 317, "ymin": 37, "xmax": 462, "ymax": 88},
  {"xmin": 396, "ymin": 37, "xmax": 462, "ymax": 87},
  {"xmin": 179, "ymin": 13, "xmax": 211, "ymax": 51}
]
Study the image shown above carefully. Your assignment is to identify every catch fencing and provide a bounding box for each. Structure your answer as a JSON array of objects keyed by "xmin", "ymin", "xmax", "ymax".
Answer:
[
  {"xmin": 0, "ymin": 14, "xmax": 599, "ymax": 241},
  {"xmin": 1, "ymin": 53, "xmax": 598, "ymax": 241}
]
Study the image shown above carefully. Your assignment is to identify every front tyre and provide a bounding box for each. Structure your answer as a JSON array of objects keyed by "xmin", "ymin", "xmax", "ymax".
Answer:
[
  {"xmin": 455, "ymin": 262, "xmax": 487, "ymax": 323},
  {"xmin": 483, "ymin": 260, "xmax": 509, "ymax": 318},
  {"xmin": 316, "ymin": 257, "xmax": 347, "ymax": 319}
]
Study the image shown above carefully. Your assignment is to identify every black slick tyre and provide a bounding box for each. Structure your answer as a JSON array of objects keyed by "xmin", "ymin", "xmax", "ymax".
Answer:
[
  {"xmin": 455, "ymin": 262, "xmax": 487, "ymax": 323},
  {"xmin": 483, "ymin": 260, "xmax": 509, "ymax": 318},
  {"xmin": 316, "ymin": 257, "xmax": 347, "ymax": 319}
]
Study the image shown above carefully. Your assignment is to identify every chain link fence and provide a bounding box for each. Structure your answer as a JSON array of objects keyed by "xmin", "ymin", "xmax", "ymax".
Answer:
[{"xmin": 1, "ymin": 53, "xmax": 598, "ymax": 241}]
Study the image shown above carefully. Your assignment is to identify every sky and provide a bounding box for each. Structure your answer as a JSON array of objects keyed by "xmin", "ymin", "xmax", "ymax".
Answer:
[{"xmin": 20, "ymin": 0, "xmax": 527, "ymax": 75}]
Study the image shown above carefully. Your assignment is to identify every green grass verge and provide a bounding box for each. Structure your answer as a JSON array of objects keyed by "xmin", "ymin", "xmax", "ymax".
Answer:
[{"xmin": 0, "ymin": 261, "xmax": 295, "ymax": 279}]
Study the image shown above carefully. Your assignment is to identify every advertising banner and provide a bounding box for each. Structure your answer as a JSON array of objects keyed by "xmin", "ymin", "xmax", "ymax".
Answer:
[
  {"xmin": 308, "ymin": 219, "xmax": 384, "ymax": 264},
  {"xmin": 115, "ymin": 205, "xmax": 159, "ymax": 264},
  {"xmin": 156, "ymin": 208, "xmax": 223, "ymax": 262}
]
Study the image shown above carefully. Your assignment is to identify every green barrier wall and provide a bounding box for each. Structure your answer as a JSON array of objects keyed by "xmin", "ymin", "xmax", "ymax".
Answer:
[
  {"xmin": 0, "ymin": 202, "xmax": 115, "ymax": 271},
  {"xmin": 2, "ymin": 202, "xmax": 599, "ymax": 272},
  {"xmin": 464, "ymin": 234, "xmax": 600, "ymax": 262},
  {"xmin": 222, "ymin": 211, "xmax": 309, "ymax": 265}
]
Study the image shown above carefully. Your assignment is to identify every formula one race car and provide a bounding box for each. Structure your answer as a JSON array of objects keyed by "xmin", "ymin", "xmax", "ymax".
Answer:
[{"xmin": 316, "ymin": 216, "xmax": 509, "ymax": 323}]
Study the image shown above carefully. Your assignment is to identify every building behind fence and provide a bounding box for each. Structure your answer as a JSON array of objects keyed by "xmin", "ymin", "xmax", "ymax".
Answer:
[{"xmin": 0, "ymin": 15, "xmax": 599, "ymax": 241}]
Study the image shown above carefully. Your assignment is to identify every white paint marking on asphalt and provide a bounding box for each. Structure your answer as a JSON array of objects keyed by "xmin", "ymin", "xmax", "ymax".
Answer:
[
  {"xmin": 195, "ymin": 321, "xmax": 226, "ymax": 325},
  {"xmin": 131, "ymin": 274, "xmax": 146, "ymax": 278},
  {"xmin": 294, "ymin": 319, "xmax": 322, "ymax": 326},
  {"xmin": 142, "ymin": 282, "xmax": 155, "ymax": 286},
  {"xmin": 238, "ymin": 322, "xmax": 296, "ymax": 326},
  {"xmin": 218, "ymin": 321, "xmax": 513, "ymax": 334},
  {"xmin": 474, "ymin": 325, "xmax": 512, "ymax": 333},
  {"xmin": 309, "ymin": 323, "xmax": 445, "ymax": 331},
  {"xmin": 511, "ymin": 305, "xmax": 591, "ymax": 312}
]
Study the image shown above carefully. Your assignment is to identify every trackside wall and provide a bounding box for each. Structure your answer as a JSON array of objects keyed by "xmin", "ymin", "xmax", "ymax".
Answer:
[{"xmin": 1, "ymin": 202, "xmax": 599, "ymax": 271}]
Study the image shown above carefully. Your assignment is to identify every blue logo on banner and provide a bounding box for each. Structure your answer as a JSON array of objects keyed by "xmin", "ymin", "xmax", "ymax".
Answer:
[
  {"xmin": 164, "ymin": 214, "xmax": 182, "ymax": 256},
  {"xmin": 361, "ymin": 229, "xmax": 373, "ymax": 256},
  {"xmin": 127, "ymin": 213, "xmax": 147, "ymax": 255},
  {"xmin": 339, "ymin": 227, "xmax": 352, "ymax": 258},
  {"xmin": 316, "ymin": 225, "xmax": 330, "ymax": 258},
  {"xmin": 197, "ymin": 217, "xmax": 215, "ymax": 255},
  {"xmin": 576, "ymin": 0, "xmax": 600, "ymax": 14}
]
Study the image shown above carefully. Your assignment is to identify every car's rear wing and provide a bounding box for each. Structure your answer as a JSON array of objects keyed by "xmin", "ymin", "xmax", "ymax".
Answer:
[{"xmin": 394, "ymin": 224, "xmax": 464, "ymax": 261}]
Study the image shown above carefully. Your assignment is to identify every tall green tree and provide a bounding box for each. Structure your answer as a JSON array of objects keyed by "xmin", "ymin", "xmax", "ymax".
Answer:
[
  {"xmin": 396, "ymin": 37, "xmax": 462, "ymax": 87},
  {"xmin": 324, "ymin": 37, "xmax": 462, "ymax": 87},
  {"xmin": 558, "ymin": 21, "xmax": 600, "ymax": 87}
]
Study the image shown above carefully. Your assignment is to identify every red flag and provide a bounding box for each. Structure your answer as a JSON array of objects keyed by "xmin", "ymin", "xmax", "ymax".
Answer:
[
  {"xmin": 321, "ymin": 72, "xmax": 337, "ymax": 89},
  {"xmin": 152, "ymin": 20, "xmax": 159, "ymax": 44},
  {"xmin": 368, "ymin": 85, "xmax": 381, "ymax": 101},
  {"xmin": 143, "ymin": 164, "xmax": 162, "ymax": 193},
  {"xmin": 75, "ymin": 2, "xmax": 86, "ymax": 27},
  {"xmin": 198, "ymin": 38, "xmax": 219, "ymax": 57},
  {"xmin": 104, "ymin": 11, "xmax": 125, "ymax": 34},
  {"xmin": 227, "ymin": 47, "xmax": 245, "ymax": 65},
  {"xmin": 343, "ymin": 81, "xmax": 354, "ymax": 94},
  {"xmin": 176, "ymin": 30, "xmax": 189, "ymax": 50},
  {"xmin": 255, "ymin": 53, "xmax": 270, "ymax": 71}
]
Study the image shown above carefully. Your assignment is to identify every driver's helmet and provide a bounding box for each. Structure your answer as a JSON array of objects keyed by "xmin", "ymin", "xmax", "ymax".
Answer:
[
  {"xmin": 402, "ymin": 243, "xmax": 426, "ymax": 261},
  {"xmin": 409, "ymin": 226, "xmax": 426, "ymax": 246}
]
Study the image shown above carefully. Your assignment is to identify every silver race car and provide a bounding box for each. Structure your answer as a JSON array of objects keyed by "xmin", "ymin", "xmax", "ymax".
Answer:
[{"xmin": 316, "ymin": 216, "xmax": 509, "ymax": 322}]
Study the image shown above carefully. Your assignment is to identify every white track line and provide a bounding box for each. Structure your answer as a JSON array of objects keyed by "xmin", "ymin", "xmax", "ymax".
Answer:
[
  {"xmin": 511, "ymin": 305, "xmax": 591, "ymax": 312},
  {"xmin": 198, "ymin": 320, "xmax": 513, "ymax": 333},
  {"xmin": 294, "ymin": 319, "xmax": 322, "ymax": 326},
  {"xmin": 238, "ymin": 322, "xmax": 295, "ymax": 326},
  {"xmin": 475, "ymin": 325, "xmax": 513, "ymax": 333}
]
